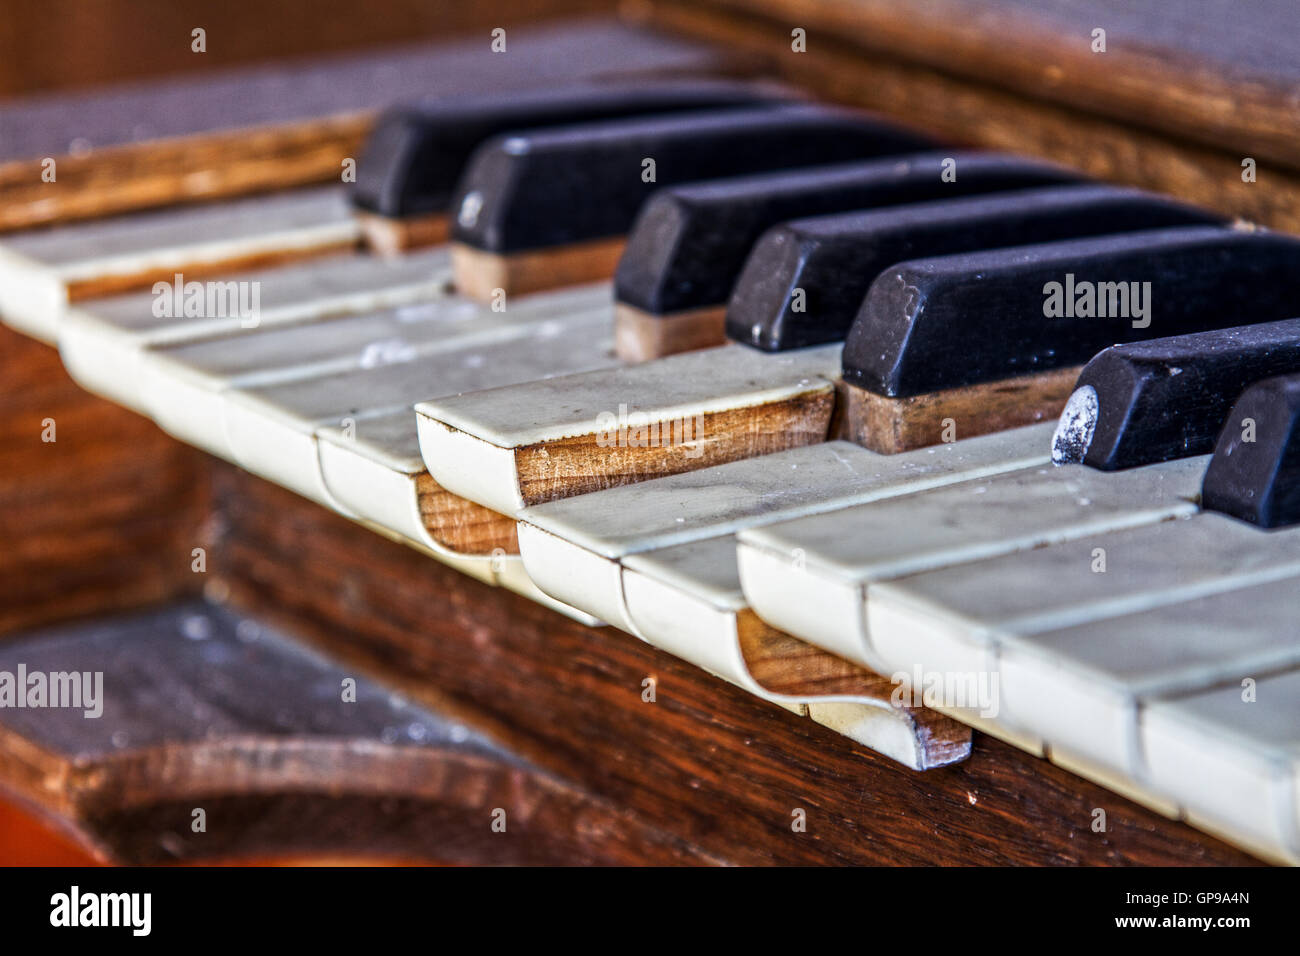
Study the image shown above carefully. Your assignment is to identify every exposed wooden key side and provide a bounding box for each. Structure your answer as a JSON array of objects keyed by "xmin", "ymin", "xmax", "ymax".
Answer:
[
  {"xmin": 612, "ymin": 151, "xmax": 1084, "ymax": 360},
  {"xmin": 448, "ymin": 103, "xmax": 937, "ymax": 300},
  {"xmin": 838, "ymin": 226, "xmax": 1300, "ymax": 453}
]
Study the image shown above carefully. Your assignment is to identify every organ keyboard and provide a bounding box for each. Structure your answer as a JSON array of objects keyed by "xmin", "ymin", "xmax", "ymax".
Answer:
[{"xmin": 2, "ymin": 4, "xmax": 1298, "ymax": 869}]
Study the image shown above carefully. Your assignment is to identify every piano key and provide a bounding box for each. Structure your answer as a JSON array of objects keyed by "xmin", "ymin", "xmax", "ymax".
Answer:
[
  {"xmin": 221, "ymin": 309, "xmax": 618, "ymax": 512},
  {"xmin": 1140, "ymin": 667, "xmax": 1300, "ymax": 864},
  {"xmin": 416, "ymin": 343, "xmax": 841, "ymax": 514},
  {"xmin": 0, "ymin": 187, "xmax": 359, "ymax": 343},
  {"xmin": 862, "ymin": 513, "xmax": 1300, "ymax": 693},
  {"xmin": 139, "ymin": 282, "xmax": 609, "ymax": 457},
  {"xmin": 353, "ymin": 79, "xmax": 787, "ymax": 253},
  {"xmin": 59, "ymin": 248, "xmax": 454, "ymax": 411},
  {"xmin": 737, "ymin": 456, "xmax": 1206, "ymax": 672},
  {"xmin": 313, "ymin": 408, "xmax": 600, "ymax": 625},
  {"xmin": 1201, "ymin": 373, "xmax": 1300, "ymax": 528},
  {"xmin": 618, "ymin": 535, "xmax": 973, "ymax": 769},
  {"xmin": 612, "ymin": 152, "xmax": 1084, "ymax": 360},
  {"xmin": 448, "ymin": 103, "xmax": 936, "ymax": 299},
  {"xmin": 1053, "ymin": 320, "xmax": 1300, "ymax": 471},
  {"xmin": 995, "ymin": 576, "xmax": 1300, "ymax": 787},
  {"xmin": 517, "ymin": 425, "xmax": 1053, "ymax": 629},
  {"xmin": 839, "ymin": 225, "xmax": 1300, "ymax": 453},
  {"xmin": 729, "ymin": 184, "xmax": 1223, "ymax": 353}
]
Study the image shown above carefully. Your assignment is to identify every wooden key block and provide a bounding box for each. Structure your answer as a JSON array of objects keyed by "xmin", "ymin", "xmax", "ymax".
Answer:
[{"xmin": 416, "ymin": 343, "xmax": 842, "ymax": 514}]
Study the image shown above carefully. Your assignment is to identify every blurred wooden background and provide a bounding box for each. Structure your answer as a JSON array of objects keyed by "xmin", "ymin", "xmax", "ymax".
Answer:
[{"xmin": 0, "ymin": 0, "xmax": 621, "ymax": 98}]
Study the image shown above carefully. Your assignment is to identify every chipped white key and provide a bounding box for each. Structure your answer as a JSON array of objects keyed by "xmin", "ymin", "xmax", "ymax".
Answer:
[
  {"xmin": 0, "ymin": 188, "xmax": 358, "ymax": 342},
  {"xmin": 416, "ymin": 342, "xmax": 842, "ymax": 514},
  {"xmin": 739, "ymin": 456, "xmax": 1207, "ymax": 672},
  {"xmin": 1142, "ymin": 667, "xmax": 1300, "ymax": 865},
  {"xmin": 222, "ymin": 310, "xmax": 619, "ymax": 511},
  {"xmin": 142, "ymin": 282, "xmax": 610, "ymax": 456},
  {"xmin": 313, "ymin": 407, "xmax": 600, "ymax": 624},
  {"xmin": 618, "ymin": 535, "xmax": 971, "ymax": 769},
  {"xmin": 518, "ymin": 426, "xmax": 1053, "ymax": 632},
  {"xmin": 60, "ymin": 248, "xmax": 455, "ymax": 411}
]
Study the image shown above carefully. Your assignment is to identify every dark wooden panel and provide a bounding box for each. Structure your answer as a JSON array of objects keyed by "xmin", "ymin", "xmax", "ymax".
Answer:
[
  {"xmin": 0, "ymin": 601, "xmax": 707, "ymax": 865},
  {"xmin": 208, "ymin": 462, "xmax": 1261, "ymax": 866},
  {"xmin": 662, "ymin": 0, "xmax": 1300, "ymax": 170},
  {"xmin": 0, "ymin": 326, "xmax": 211, "ymax": 636}
]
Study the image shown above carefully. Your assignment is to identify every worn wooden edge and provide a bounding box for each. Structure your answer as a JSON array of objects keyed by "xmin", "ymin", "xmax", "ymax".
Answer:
[
  {"xmin": 0, "ymin": 717, "xmax": 710, "ymax": 866},
  {"xmin": 513, "ymin": 387, "xmax": 836, "ymax": 506},
  {"xmin": 416, "ymin": 471, "xmax": 520, "ymax": 555},
  {"xmin": 647, "ymin": 2, "xmax": 1300, "ymax": 234},
  {"xmin": 0, "ymin": 114, "xmax": 371, "ymax": 234},
  {"xmin": 64, "ymin": 237, "xmax": 359, "ymax": 303},
  {"xmin": 356, "ymin": 210, "xmax": 451, "ymax": 256},
  {"xmin": 735, "ymin": 609, "xmax": 972, "ymax": 769},
  {"xmin": 450, "ymin": 237, "xmax": 627, "ymax": 301},
  {"xmin": 613, "ymin": 301, "xmax": 730, "ymax": 361},
  {"xmin": 655, "ymin": 0, "xmax": 1300, "ymax": 174},
  {"xmin": 835, "ymin": 367, "xmax": 1080, "ymax": 454}
]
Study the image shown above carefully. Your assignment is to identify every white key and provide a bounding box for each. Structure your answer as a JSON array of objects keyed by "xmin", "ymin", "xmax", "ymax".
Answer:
[
  {"xmin": 619, "ymin": 536, "xmax": 971, "ymax": 769},
  {"xmin": 61, "ymin": 249, "xmax": 454, "ymax": 411},
  {"xmin": 0, "ymin": 188, "xmax": 357, "ymax": 342},
  {"xmin": 142, "ymin": 283, "xmax": 610, "ymax": 456},
  {"xmin": 313, "ymin": 408, "xmax": 601, "ymax": 626},
  {"xmin": 222, "ymin": 311, "xmax": 618, "ymax": 511},
  {"xmin": 997, "ymin": 576, "xmax": 1300, "ymax": 782},
  {"xmin": 518, "ymin": 426, "xmax": 1053, "ymax": 630},
  {"xmin": 416, "ymin": 342, "xmax": 842, "ymax": 514},
  {"xmin": 739, "ymin": 457, "xmax": 1207, "ymax": 671},
  {"xmin": 866, "ymin": 513, "xmax": 1300, "ymax": 702},
  {"xmin": 1142, "ymin": 667, "xmax": 1300, "ymax": 864}
]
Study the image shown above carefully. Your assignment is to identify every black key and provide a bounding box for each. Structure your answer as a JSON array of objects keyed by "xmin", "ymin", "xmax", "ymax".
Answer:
[
  {"xmin": 1202, "ymin": 373, "xmax": 1300, "ymax": 528},
  {"xmin": 730, "ymin": 184, "xmax": 1222, "ymax": 352},
  {"xmin": 1054, "ymin": 319, "xmax": 1300, "ymax": 470},
  {"xmin": 614, "ymin": 152, "xmax": 1082, "ymax": 317},
  {"xmin": 842, "ymin": 226, "xmax": 1300, "ymax": 398},
  {"xmin": 351, "ymin": 79, "xmax": 787, "ymax": 217},
  {"xmin": 450, "ymin": 103, "xmax": 937, "ymax": 254}
]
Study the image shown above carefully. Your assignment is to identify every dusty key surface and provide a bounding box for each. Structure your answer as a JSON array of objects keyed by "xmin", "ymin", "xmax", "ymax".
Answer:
[
  {"xmin": 60, "ymin": 248, "xmax": 454, "ymax": 410},
  {"xmin": 0, "ymin": 188, "xmax": 359, "ymax": 342}
]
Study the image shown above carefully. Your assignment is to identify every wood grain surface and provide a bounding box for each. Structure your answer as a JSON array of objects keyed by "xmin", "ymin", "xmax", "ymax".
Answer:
[{"xmin": 648, "ymin": 0, "xmax": 1300, "ymax": 233}]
